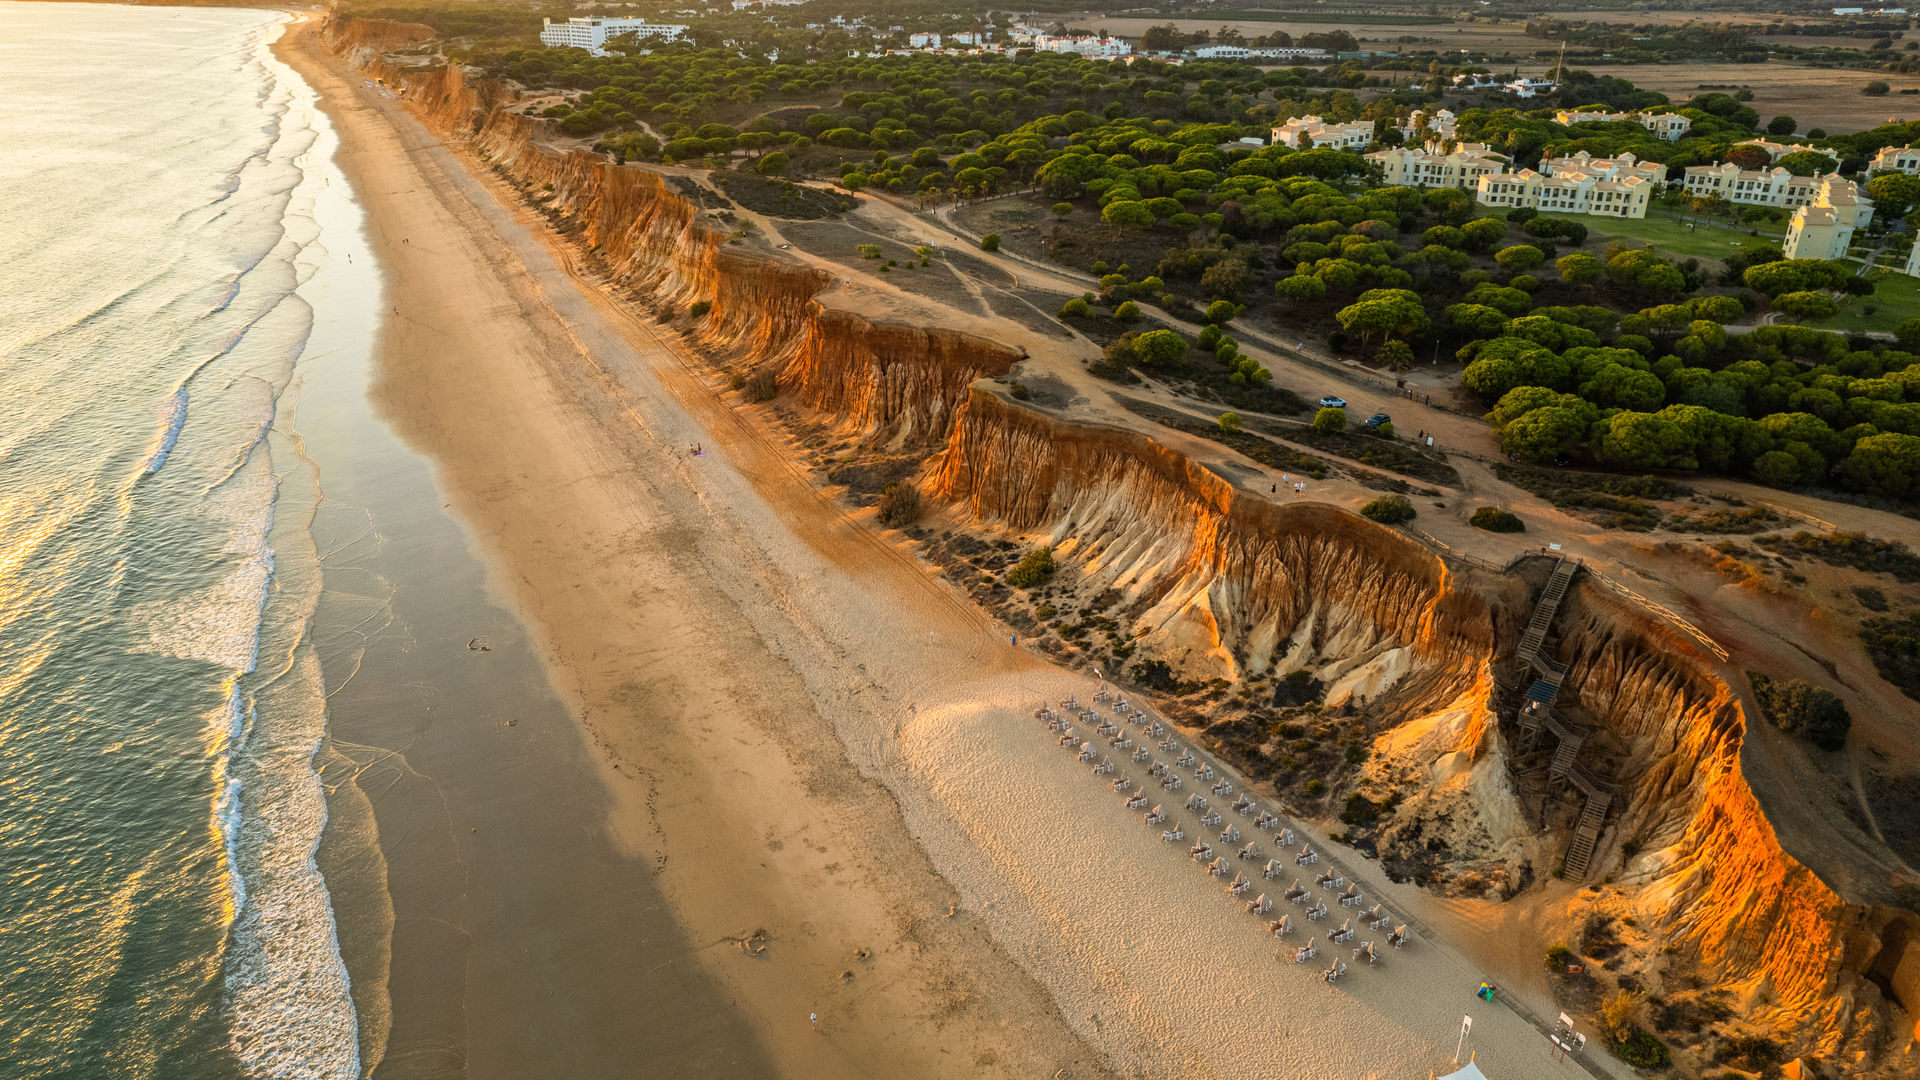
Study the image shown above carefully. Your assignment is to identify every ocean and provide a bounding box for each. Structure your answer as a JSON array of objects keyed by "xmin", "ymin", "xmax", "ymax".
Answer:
[{"xmin": 0, "ymin": 4, "xmax": 369, "ymax": 1075}]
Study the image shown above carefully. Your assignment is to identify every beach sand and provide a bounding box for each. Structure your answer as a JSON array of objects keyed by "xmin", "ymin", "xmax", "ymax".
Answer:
[{"xmin": 278, "ymin": 17, "xmax": 1625, "ymax": 1080}]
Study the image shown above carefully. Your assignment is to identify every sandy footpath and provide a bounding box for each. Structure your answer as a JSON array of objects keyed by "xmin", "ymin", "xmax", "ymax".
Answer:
[{"xmin": 281, "ymin": 16, "xmax": 1620, "ymax": 1080}]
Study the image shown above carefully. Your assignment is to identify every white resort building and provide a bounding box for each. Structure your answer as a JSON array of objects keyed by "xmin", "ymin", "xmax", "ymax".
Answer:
[
  {"xmin": 1398, "ymin": 108, "xmax": 1458, "ymax": 141},
  {"xmin": 1272, "ymin": 115, "xmax": 1374, "ymax": 150},
  {"xmin": 1366, "ymin": 145, "xmax": 1506, "ymax": 190},
  {"xmin": 1476, "ymin": 155, "xmax": 1656, "ymax": 219},
  {"xmin": 1782, "ymin": 177, "xmax": 1874, "ymax": 260},
  {"xmin": 1872, "ymin": 144, "xmax": 1920, "ymax": 174},
  {"xmin": 538, "ymin": 17, "xmax": 686, "ymax": 54},
  {"xmin": 1552, "ymin": 109, "xmax": 1692, "ymax": 141},
  {"xmin": 1680, "ymin": 162, "xmax": 1837, "ymax": 208}
]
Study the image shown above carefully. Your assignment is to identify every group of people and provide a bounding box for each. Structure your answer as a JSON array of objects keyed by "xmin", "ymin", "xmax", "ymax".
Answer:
[{"xmin": 1272, "ymin": 473, "xmax": 1307, "ymax": 496}]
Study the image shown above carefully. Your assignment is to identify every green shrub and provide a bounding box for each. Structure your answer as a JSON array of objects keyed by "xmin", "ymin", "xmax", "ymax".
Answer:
[
  {"xmin": 1313, "ymin": 406, "xmax": 1347, "ymax": 433},
  {"xmin": 1060, "ymin": 297, "xmax": 1092, "ymax": 317},
  {"xmin": 1546, "ymin": 944, "xmax": 1573, "ymax": 972},
  {"xmin": 857, "ymin": 243, "xmax": 883, "ymax": 259},
  {"xmin": 1470, "ymin": 507, "xmax": 1526, "ymax": 533},
  {"xmin": 744, "ymin": 369, "xmax": 778, "ymax": 402},
  {"xmin": 1304, "ymin": 779, "xmax": 1325, "ymax": 796},
  {"xmin": 1613, "ymin": 1030, "xmax": 1671, "ymax": 1069},
  {"xmin": 1861, "ymin": 613, "xmax": 1920, "ymax": 702},
  {"xmin": 980, "ymin": 232, "xmax": 1002, "ymax": 252},
  {"xmin": 1114, "ymin": 300, "xmax": 1142, "ymax": 321},
  {"xmin": 1204, "ymin": 299, "xmax": 1237, "ymax": 324},
  {"xmin": 1218, "ymin": 412, "xmax": 1241, "ymax": 433},
  {"xmin": 1010, "ymin": 382, "xmax": 1031, "ymax": 401},
  {"xmin": 1375, "ymin": 421, "xmax": 1394, "ymax": 438},
  {"xmin": 1006, "ymin": 546, "xmax": 1056, "ymax": 588},
  {"xmin": 1360, "ymin": 495, "xmax": 1416, "ymax": 525},
  {"xmin": 877, "ymin": 482, "xmax": 921, "ymax": 527},
  {"xmin": 687, "ymin": 299, "xmax": 712, "ymax": 319},
  {"xmin": 1748, "ymin": 671, "xmax": 1851, "ymax": 750}
]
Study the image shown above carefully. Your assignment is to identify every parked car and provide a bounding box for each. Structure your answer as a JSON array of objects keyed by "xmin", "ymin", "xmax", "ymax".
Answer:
[
  {"xmin": 1317, "ymin": 395, "xmax": 1347, "ymax": 409},
  {"xmin": 1365, "ymin": 413, "xmax": 1391, "ymax": 428}
]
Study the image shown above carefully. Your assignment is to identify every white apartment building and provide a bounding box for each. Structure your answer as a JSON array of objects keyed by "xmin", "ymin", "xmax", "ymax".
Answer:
[
  {"xmin": 1366, "ymin": 145, "xmax": 1506, "ymax": 190},
  {"xmin": 1032, "ymin": 34, "xmax": 1130, "ymax": 56},
  {"xmin": 1505, "ymin": 77, "xmax": 1558, "ymax": 98},
  {"xmin": 950, "ymin": 31, "xmax": 982, "ymax": 45},
  {"xmin": 1272, "ymin": 115, "xmax": 1374, "ymax": 150},
  {"xmin": 1783, "ymin": 177, "xmax": 1874, "ymax": 259},
  {"xmin": 1399, "ymin": 108, "xmax": 1457, "ymax": 141},
  {"xmin": 908, "ymin": 32, "xmax": 941, "ymax": 47},
  {"xmin": 538, "ymin": 18, "xmax": 686, "ymax": 54},
  {"xmin": 1476, "ymin": 166, "xmax": 1654, "ymax": 218},
  {"xmin": 1553, "ymin": 109, "xmax": 1691, "ymax": 141},
  {"xmin": 1872, "ymin": 144, "xmax": 1920, "ymax": 173},
  {"xmin": 1733, "ymin": 139, "xmax": 1819, "ymax": 163},
  {"xmin": 1681, "ymin": 162, "xmax": 1832, "ymax": 208},
  {"xmin": 1540, "ymin": 150, "xmax": 1665, "ymax": 185}
]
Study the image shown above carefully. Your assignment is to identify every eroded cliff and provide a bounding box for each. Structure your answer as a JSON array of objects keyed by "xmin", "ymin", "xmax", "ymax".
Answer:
[{"xmin": 321, "ymin": 21, "xmax": 1919, "ymax": 1070}]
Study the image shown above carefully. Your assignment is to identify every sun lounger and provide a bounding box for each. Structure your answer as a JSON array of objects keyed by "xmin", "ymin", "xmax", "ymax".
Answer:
[
  {"xmin": 1330, "ymin": 918, "xmax": 1354, "ymax": 943},
  {"xmin": 1245, "ymin": 893, "xmax": 1271, "ymax": 916},
  {"xmin": 1200, "ymin": 810, "xmax": 1222, "ymax": 826},
  {"xmin": 1268, "ymin": 914, "xmax": 1294, "ymax": 937},
  {"xmin": 1293, "ymin": 937, "xmax": 1316, "ymax": 963},
  {"xmin": 1284, "ymin": 881, "xmax": 1308, "ymax": 904},
  {"xmin": 1264, "ymin": 859, "xmax": 1286, "ymax": 880},
  {"xmin": 1186, "ymin": 793, "xmax": 1208, "ymax": 812},
  {"xmin": 1144, "ymin": 805, "xmax": 1165, "ymax": 826},
  {"xmin": 1388, "ymin": 925, "xmax": 1410, "ymax": 949},
  {"xmin": 1354, "ymin": 941, "xmax": 1380, "ymax": 965},
  {"xmin": 1306, "ymin": 901, "xmax": 1329, "ymax": 921},
  {"xmin": 1238, "ymin": 842, "xmax": 1261, "ymax": 861},
  {"xmin": 1161, "ymin": 823, "xmax": 1184, "ymax": 842},
  {"xmin": 1227, "ymin": 872, "xmax": 1249, "ymax": 895},
  {"xmin": 1220, "ymin": 825, "xmax": 1241, "ymax": 844}
]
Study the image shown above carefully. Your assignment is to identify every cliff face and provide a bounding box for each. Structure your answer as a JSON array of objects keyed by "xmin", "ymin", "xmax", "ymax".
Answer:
[
  {"xmin": 323, "ymin": 23, "xmax": 1917, "ymax": 1067},
  {"xmin": 328, "ymin": 28, "xmax": 1016, "ymax": 445},
  {"xmin": 1552, "ymin": 596, "xmax": 1920, "ymax": 1060}
]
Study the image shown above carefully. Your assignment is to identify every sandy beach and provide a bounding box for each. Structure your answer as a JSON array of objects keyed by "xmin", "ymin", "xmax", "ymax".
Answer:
[{"xmin": 277, "ymin": 15, "xmax": 1624, "ymax": 1080}]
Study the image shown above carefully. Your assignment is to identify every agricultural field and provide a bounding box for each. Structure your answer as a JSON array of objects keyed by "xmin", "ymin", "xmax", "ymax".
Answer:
[{"xmin": 1512, "ymin": 60, "xmax": 1920, "ymax": 132}]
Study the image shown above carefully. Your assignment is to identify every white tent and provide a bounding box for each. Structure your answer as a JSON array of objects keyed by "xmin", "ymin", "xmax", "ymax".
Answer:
[{"xmin": 1435, "ymin": 1060, "xmax": 1490, "ymax": 1080}]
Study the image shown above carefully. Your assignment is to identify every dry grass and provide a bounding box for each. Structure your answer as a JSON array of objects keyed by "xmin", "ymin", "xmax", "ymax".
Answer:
[{"xmin": 1066, "ymin": 15, "xmax": 1531, "ymax": 52}]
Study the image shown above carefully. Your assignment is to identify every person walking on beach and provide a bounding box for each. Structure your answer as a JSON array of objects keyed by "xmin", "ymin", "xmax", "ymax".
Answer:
[{"xmin": 811, "ymin": 1012, "xmax": 820, "ymax": 1033}]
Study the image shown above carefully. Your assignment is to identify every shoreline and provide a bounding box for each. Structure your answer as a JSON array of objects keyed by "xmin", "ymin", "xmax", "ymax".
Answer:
[{"xmin": 277, "ymin": 16, "xmax": 1113, "ymax": 1079}]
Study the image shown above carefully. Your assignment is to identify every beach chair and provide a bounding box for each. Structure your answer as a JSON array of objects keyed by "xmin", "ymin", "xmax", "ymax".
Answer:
[
  {"xmin": 1387, "ymin": 925, "xmax": 1410, "ymax": 949},
  {"xmin": 1293, "ymin": 937, "xmax": 1316, "ymax": 963},
  {"xmin": 1110, "ymin": 735, "xmax": 1133, "ymax": 751},
  {"xmin": 1255, "ymin": 811, "xmax": 1280, "ymax": 830},
  {"xmin": 1113, "ymin": 696, "xmax": 1128, "ymax": 711},
  {"xmin": 1161, "ymin": 823, "xmax": 1184, "ymax": 842},
  {"xmin": 1058, "ymin": 730, "xmax": 1078, "ymax": 746},
  {"xmin": 1315, "ymin": 870, "xmax": 1336, "ymax": 891},
  {"xmin": 1131, "ymin": 746, "xmax": 1150, "ymax": 762},
  {"xmin": 1189, "ymin": 841, "xmax": 1212, "ymax": 860},
  {"xmin": 1364, "ymin": 904, "xmax": 1389, "ymax": 929},
  {"xmin": 1096, "ymin": 719, "xmax": 1117, "ymax": 737},
  {"xmin": 1093, "ymin": 688, "xmax": 1111, "ymax": 704},
  {"xmin": 1143, "ymin": 721, "xmax": 1161, "ymax": 738},
  {"xmin": 1211, "ymin": 857, "xmax": 1233, "ymax": 879},
  {"xmin": 1059, "ymin": 696, "xmax": 1079, "ymax": 711},
  {"xmin": 1125, "ymin": 791, "xmax": 1147, "ymax": 809},
  {"xmin": 1161, "ymin": 775, "xmax": 1182, "ymax": 791},
  {"xmin": 1211, "ymin": 780, "xmax": 1233, "ymax": 798},
  {"xmin": 1306, "ymin": 901, "xmax": 1329, "ymax": 922},
  {"xmin": 1330, "ymin": 919, "xmax": 1354, "ymax": 944},
  {"xmin": 1144, "ymin": 805, "xmax": 1165, "ymax": 826},
  {"xmin": 1268, "ymin": 914, "xmax": 1294, "ymax": 937},
  {"xmin": 1233, "ymin": 794, "xmax": 1256, "ymax": 815},
  {"xmin": 1228, "ymin": 872, "xmax": 1250, "ymax": 895},
  {"xmin": 1078, "ymin": 743, "xmax": 1097, "ymax": 763},
  {"xmin": 1046, "ymin": 716, "xmax": 1067, "ymax": 733},
  {"xmin": 1296, "ymin": 844, "xmax": 1318, "ymax": 866},
  {"xmin": 1157, "ymin": 736, "xmax": 1177, "ymax": 752},
  {"xmin": 1245, "ymin": 893, "xmax": 1272, "ymax": 916},
  {"xmin": 1194, "ymin": 764, "xmax": 1214, "ymax": 782},
  {"xmin": 1354, "ymin": 941, "xmax": 1380, "ymax": 966},
  {"xmin": 1284, "ymin": 881, "xmax": 1308, "ymax": 904},
  {"xmin": 1220, "ymin": 825, "xmax": 1241, "ymax": 844},
  {"xmin": 1323, "ymin": 960, "xmax": 1347, "ymax": 985},
  {"xmin": 1339, "ymin": 883, "xmax": 1362, "ymax": 907},
  {"xmin": 1111, "ymin": 775, "xmax": 1133, "ymax": 792},
  {"xmin": 1200, "ymin": 810, "xmax": 1222, "ymax": 827},
  {"xmin": 1263, "ymin": 859, "xmax": 1286, "ymax": 880},
  {"xmin": 1275, "ymin": 828, "xmax": 1295, "ymax": 847},
  {"xmin": 1185, "ymin": 793, "xmax": 1208, "ymax": 812},
  {"xmin": 1175, "ymin": 751, "xmax": 1196, "ymax": 768},
  {"xmin": 1238, "ymin": 842, "xmax": 1261, "ymax": 862},
  {"xmin": 1148, "ymin": 761, "xmax": 1167, "ymax": 778},
  {"xmin": 1032, "ymin": 702, "xmax": 1050, "ymax": 718},
  {"xmin": 1093, "ymin": 757, "xmax": 1115, "ymax": 775}
]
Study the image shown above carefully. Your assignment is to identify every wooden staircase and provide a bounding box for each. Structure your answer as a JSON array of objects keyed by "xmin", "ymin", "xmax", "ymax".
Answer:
[{"xmin": 1511, "ymin": 557, "xmax": 1615, "ymax": 881}]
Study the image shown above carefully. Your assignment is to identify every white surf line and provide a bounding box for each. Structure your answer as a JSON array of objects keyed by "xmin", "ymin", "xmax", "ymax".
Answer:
[{"xmin": 1036, "ymin": 683, "xmax": 1617, "ymax": 1080}]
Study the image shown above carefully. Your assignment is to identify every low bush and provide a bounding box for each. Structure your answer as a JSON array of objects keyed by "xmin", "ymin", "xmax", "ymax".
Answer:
[
  {"xmin": 1755, "ymin": 531, "xmax": 1920, "ymax": 583},
  {"xmin": 980, "ymin": 232, "xmax": 1002, "ymax": 252},
  {"xmin": 1060, "ymin": 297, "xmax": 1091, "ymax": 317},
  {"xmin": 1006, "ymin": 546, "xmax": 1056, "ymax": 588},
  {"xmin": 876, "ymin": 482, "xmax": 921, "ymax": 527},
  {"xmin": 1748, "ymin": 671, "xmax": 1852, "ymax": 750},
  {"xmin": 687, "ymin": 299, "xmax": 712, "ymax": 319},
  {"xmin": 1360, "ymin": 494, "xmax": 1416, "ymax": 525},
  {"xmin": 1861, "ymin": 613, "xmax": 1920, "ymax": 702},
  {"xmin": 744, "ymin": 369, "xmax": 779, "ymax": 402},
  {"xmin": 1614, "ymin": 1029, "xmax": 1672, "ymax": 1069},
  {"xmin": 1545, "ymin": 943, "xmax": 1573, "ymax": 972},
  {"xmin": 1470, "ymin": 507, "xmax": 1526, "ymax": 532}
]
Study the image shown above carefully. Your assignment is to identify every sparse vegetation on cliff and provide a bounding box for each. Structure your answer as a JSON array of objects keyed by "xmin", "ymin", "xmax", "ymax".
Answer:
[
  {"xmin": 1748, "ymin": 672, "xmax": 1852, "ymax": 751},
  {"xmin": 1860, "ymin": 613, "xmax": 1920, "ymax": 702},
  {"xmin": 1360, "ymin": 494, "xmax": 1415, "ymax": 525},
  {"xmin": 1754, "ymin": 530, "xmax": 1920, "ymax": 583},
  {"xmin": 877, "ymin": 482, "xmax": 921, "ymax": 528},
  {"xmin": 1469, "ymin": 507, "xmax": 1525, "ymax": 533},
  {"xmin": 1005, "ymin": 546, "xmax": 1056, "ymax": 589}
]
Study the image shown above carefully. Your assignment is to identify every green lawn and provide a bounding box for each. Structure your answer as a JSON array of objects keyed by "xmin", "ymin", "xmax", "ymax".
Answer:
[
  {"xmin": 1831, "ymin": 268, "xmax": 1920, "ymax": 333},
  {"xmin": 1579, "ymin": 213, "xmax": 1784, "ymax": 264}
]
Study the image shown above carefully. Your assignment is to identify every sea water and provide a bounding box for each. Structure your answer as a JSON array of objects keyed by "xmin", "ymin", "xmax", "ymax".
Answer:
[{"xmin": 0, "ymin": 4, "xmax": 369, "ymax": 1076}]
